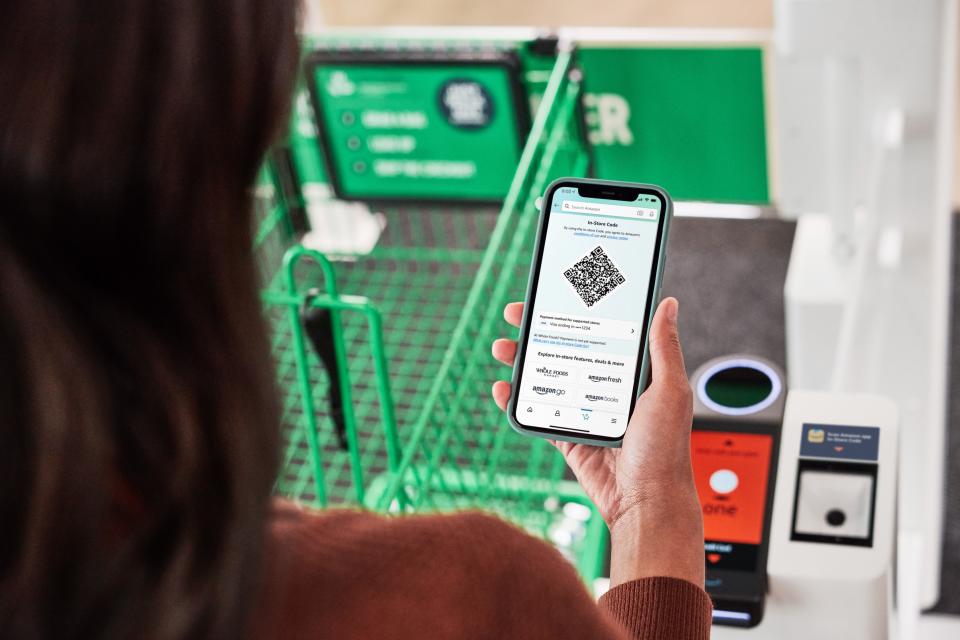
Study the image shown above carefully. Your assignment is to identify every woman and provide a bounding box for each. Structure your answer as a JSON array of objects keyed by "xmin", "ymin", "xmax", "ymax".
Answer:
[{"xmin": 0, "ymin": 1, "xmax": 710, "ymax": 638}]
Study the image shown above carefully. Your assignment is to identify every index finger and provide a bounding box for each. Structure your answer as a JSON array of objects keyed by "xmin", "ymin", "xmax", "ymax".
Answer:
[{"xmin": 503, "ymin": 302, "xmax": 524, "ymax": 327}]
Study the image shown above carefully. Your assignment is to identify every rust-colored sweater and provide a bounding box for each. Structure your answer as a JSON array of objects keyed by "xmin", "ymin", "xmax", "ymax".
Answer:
[{"xmin": 255, "ymin": 502, "xmax": 712, "ymax": 639}]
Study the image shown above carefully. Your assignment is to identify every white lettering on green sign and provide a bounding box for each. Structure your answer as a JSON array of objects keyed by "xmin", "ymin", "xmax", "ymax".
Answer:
[{"xmin": 584, "ymin": 93, "xmax": 633, "ymax": 146}]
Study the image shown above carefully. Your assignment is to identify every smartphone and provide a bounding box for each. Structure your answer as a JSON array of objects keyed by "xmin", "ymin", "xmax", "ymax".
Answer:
[
  {"xmin": 507, "ymin": 178, "xmax": 672, "ymax": 447},
  {"xmin": 691, "ymin": 421, "xmax": 780, "ymax": 627}
]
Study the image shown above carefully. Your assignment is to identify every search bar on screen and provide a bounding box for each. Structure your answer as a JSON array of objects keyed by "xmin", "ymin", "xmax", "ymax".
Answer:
[{"xmin": 561, "ymin": 200, "xmax": 659, "ymax": 220}]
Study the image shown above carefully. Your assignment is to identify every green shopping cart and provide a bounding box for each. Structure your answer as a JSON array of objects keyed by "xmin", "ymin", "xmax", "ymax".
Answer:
[{"xmin": 255, "ymin": 46, "xmax": 608, "ymax": 584}]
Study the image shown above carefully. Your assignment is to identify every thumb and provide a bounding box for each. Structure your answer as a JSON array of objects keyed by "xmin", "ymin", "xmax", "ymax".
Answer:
[{"xmin": 648, "ymin": 297, "xmax": 687, "ymax": 388}]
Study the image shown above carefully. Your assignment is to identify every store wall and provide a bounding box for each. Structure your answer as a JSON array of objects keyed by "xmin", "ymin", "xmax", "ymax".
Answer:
[
  {"xmin": 314, "ymin": 0, "xmax": 771, "ymax": 28},
  {"xmin": 312, "ymin": 0, "xmax": 960, "ymax": 209}
]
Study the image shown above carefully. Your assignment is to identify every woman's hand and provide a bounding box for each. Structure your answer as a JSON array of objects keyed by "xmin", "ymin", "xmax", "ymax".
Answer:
[{"xmin": 491, "ymin": 298, "xmax": 704, "ymax": 588}]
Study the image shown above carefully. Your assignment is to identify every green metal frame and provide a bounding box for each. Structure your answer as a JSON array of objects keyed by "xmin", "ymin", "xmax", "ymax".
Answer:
[
  {"xmin": 261, "ymin": 247, "xmax": 402, "ymax": 507},
  {"xmin": 367, "ymin": 50, "xmax": 607, "ymax": 580},
  {"xmin": 376, "ymin": 49, "xmax": 585, "ymax": 507}
]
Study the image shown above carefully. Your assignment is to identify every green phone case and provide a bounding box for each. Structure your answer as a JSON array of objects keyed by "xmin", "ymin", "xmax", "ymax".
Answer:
[{"xmin": 506, "ymin": 177, "xmax": 674, "ymax": 448}]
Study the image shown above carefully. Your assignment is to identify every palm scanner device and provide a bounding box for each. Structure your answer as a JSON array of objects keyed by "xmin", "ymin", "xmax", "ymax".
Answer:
[{"xmin": 711, "ymin": 389, "xmax": 898, "ymax": 639}]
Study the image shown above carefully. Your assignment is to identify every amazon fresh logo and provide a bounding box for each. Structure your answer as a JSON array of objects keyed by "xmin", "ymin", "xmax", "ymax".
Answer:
[
  {"xmin": 587, "ymin": 374, "xmax": 622, "ymax": 384},
  {"xmin": 532, "ymin": 385, "xmax": 566, "ymax": 397}
]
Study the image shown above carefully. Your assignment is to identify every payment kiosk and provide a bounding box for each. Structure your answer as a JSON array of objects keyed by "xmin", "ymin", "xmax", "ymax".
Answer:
[
  {"xmin": 690, "ymin": 356, "xmax": 787, "ymax": 627},
  {"xmin": 693, "ymin": 367, "xmax": 900, "ymax": 638}
]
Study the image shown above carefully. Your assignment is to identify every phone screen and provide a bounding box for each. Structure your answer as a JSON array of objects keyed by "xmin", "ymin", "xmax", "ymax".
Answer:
[
  {"xmin": 512, "ymin": 183, "xmax": 666, "ymax": 439},
  {"xmin": 692, "ymin": 431, "xmax": 775, "ymax": 572}
]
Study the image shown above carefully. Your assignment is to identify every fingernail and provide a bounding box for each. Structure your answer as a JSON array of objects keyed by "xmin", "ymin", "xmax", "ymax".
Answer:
[{"xmin": 667, "ymin": 298, "xmax": 678, "ymax": 324}]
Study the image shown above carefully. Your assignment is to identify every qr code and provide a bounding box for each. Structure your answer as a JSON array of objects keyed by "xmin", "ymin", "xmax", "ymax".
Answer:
[{"xmin": 564, "ymin": 246, "xmax": 626, "ymax": 307}]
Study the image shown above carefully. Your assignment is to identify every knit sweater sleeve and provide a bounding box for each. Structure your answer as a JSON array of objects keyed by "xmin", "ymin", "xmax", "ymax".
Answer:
[{"xmin": 599, "ymin": 577, "xmax": 713, "ymax": 640}]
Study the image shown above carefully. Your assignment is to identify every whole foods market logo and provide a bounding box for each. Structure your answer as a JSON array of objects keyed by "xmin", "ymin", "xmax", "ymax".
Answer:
[
  {"xmin": 532, "ymin": 385, "xmax": 565, "ymax": 397},
  {"xmin": 326, "ymin": 71, "xmax": 356, "ymax": 97},
  {"xmin": 438, "ymin": 79, "xmax": 493, "ymax": 129},
  {"xmin": 535, "ymin": 366, "xmax": 569, "ymax": 379}
]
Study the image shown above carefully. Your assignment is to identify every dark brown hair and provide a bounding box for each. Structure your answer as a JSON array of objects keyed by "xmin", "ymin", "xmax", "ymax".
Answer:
[{"xmin": 0, "ymin": 1, "xmax": 299, "ymax": 637}]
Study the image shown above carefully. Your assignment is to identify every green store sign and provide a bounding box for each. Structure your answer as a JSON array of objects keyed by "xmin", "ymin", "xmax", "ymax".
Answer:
[
  {"xmin": 291, "ymin": 43, "xmax": 770, "ymax": 206},
  {"xmin": 307, "ymin": 52, "xmax": 529, "ymax": 202}
]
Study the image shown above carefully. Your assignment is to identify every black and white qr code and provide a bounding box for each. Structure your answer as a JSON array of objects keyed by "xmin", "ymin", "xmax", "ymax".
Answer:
[{"xmin": 563, "ymin": 246, "xmax": 626, "ymax": 307}]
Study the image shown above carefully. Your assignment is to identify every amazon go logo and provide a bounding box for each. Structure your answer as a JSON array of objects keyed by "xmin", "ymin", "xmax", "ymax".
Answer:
[
  {"xmin": 531, "ymin": 385, "xmax": 566, "ymax": 397},
  {"xmin": 584, "ymin": 93, "xmax": 633, "ymax": 146}
]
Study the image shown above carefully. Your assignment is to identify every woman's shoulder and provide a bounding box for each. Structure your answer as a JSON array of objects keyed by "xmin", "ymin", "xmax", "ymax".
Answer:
[
  {"xmin": 268, "ymin": 499, "xmax": 550, "ymax": 576},
  {"xmin": 257, "ymin": 500, "xmax": 619, "ymax": 639},
  {"xmin": 269, "ymin": 497, "xmax": 519, "ymax": 538}
]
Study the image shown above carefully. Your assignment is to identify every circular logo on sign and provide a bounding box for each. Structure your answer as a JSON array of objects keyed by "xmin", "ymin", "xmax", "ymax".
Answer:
[{"xmin": 438, "ymin": 79, "xmax": 494, "ymax": 129}]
